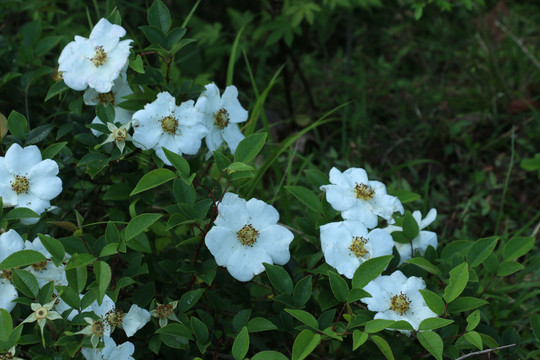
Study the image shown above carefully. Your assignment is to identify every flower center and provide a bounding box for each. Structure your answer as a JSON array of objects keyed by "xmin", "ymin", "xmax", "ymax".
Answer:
[
  {"xmin": 91, "ymin": 320, "xmax": 105, "ymax": 336},
  {"xmin": 11, "ymin": 175, "xmax": 29, "ymax": 195},
  {"xmin": 97, "ymin": 91, "xmax": 115, "ymax": 105},
  {"xmin": 0, "ymin": 349, "xmax": 14, "ymax": 360},
  {"xmin": 390, "ymin": 292, "xmax": 411, "ymax": 315},
  {"xmin": 35, "ymin": 306, "xmax": 49, "ymax": 320},
  {"xmin": 105, "ymin": 309, "xmax": 124, "ymax": 327},
  {"xmin": 112, "ymin": 128, "xmax": 128, "ymax": 142},
  {"xmin": 214, "ymin": 108, "xmax": 230, "ymax": 129},
  {"xmin": 237, "ymin": 224, "xmax": 259, "ymax": 247},
  {"xmin": 354, "ymin": 183, "xmax": 375, "ymax": 200},
  {"xmin": 52, "ymin": 68, "xmax": 63, "ymax": 82},
  {"xmin": 31, "ymin": 261, "xmax": 49, "ymax": 271},
  {"xmin": 1, "ymin": 270, "xmax": 13, "ymax": 282},
  {"xmin": 349, "ymin": 236, "xmax": 369, "ymax": 258},
  {"xmin": 160, "ymin": 115, "xmax": 178, "ymax": 134},
  {"xmin": 155, "ymin": 304, "xmax": 174, "ymax": 319},
  {"xmin": 91, "ymin": 46, "xmax": 107, "ymax": 66}
]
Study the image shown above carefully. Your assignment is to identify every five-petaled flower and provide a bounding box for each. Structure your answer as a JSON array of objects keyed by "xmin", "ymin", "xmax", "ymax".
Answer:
[
  {"xmin": 22, "ymin": 299, "xmax": 63, "ymax": 342},
  {"xmin": 150, "ymin": 300, "xmax": 179, "ymax": 328},
  {"xmin": 81, "ymin": 336, "xmax": 135, "ymax": 360},
  {"xmin": 195, "ymin": 83, "xmax": 248, "ymax": 155},
  {"xmin": 58, "ymin": 18, "xmax": 132, "ymax": 93},
  {"xmin": 0, "ymin": 143, "xmax": 62, "ymax": 223},
  {"xmin": 320, "ymin": 167, "xmax": 404, "ymax": 229},
  {"xmin": 131, "ymin": 92, "xmax": 208, "ymax": 165},
  {"xmin": 320, "ymin": 220, "xmax": 394, "ymax": 279},
  {"xmin": 361, "ymin": 270, "xmax": 437, "ymax": 334},
  {"xmin": 205, "ymin": 193, "xmax": 294, "ymax": 282},
  {"xmin": 0, "ymin": 229, "xmax": 24, "ymax": 313}
]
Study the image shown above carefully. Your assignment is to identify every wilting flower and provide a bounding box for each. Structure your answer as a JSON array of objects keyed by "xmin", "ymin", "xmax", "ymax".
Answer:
[
  {"xmin": 320, "ymin": 167, "xmax": 404, "ymax": 228},
  {"xmin": 0, "ymin": 347, "xmax": 24, "ymax": 360},
  {"xmin": 24, "ymin": 236, "xmax": 69, "ymax": 288},
  {"xmin": 81, "ymin": 336, "xmax": 135, "ymax": 360},
  {"xmin": 150, "ymin": 300, "xmax": 179, "ymax": 327},
  {"xmin": 320, "ymin": 220, "xmax": 393, "ymax": 279},
  {"xmin": 361, "ymin": 270, "xmax": 437, "ymax": 334},
  {"xmin": 385, "ymin": 209, "xmax": 438, "ymax": 265},
  {"xmin": 131, "ymin": 92, "xmax": 208, "ymax": 165},
  {"xmin": 195, "ymin": 83, "xmax": 248, "ymax": 155},
  {"xmin": 205, "ymin": 193, "xmax": 294, "ymax": 282},
  {"xmin": 58, "ymin": 18, "xmax": 132, "ymax": 93},
  {"xmin": 96, "ymin": 121, "xmax": 132, "ymax": 153},
  {"xmin": 22, "ymin": 299, "xmax": 63, "ymax": 340},
  {"xmin": 0, "ymin": 229, "xmax": 25, "ymax": 312},
  {"xmin": 0, "ymin": 143, "xmax": 62, "ymax": 223}
]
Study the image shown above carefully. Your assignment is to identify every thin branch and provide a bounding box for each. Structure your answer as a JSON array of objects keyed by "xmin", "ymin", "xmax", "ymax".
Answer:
[{"xmin": 455, "ymin": 343, "xmax": 516, "ymax": 360}]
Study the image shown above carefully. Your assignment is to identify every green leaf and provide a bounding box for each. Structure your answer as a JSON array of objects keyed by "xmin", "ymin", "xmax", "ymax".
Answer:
[
  {"xmin": 64, "ymin": 253, "xmax": 96, "ymax": 271},
  {"xmin": 284, "ymin": 309, "xmax": 319, "ymax": 329},
  {"xmin": 263, "ymin": 263, "xmax": 293, "ymax": 295},
  {"xmin": 417, "ymin": 331, "xmax": 443, "ymax": 360},
  {"xmin": 0, "ymin": 309, "xmax": 13, "ymax": 342},
  {"xmin": 293, "ymin": 275, "xmax": 312, "ymax": 307},
  {"xmin": 45, "ymin": 80, "xmax": 69, "ymax": 101},
  {"xmin": 37, "ymin": 234, "xmax": 65, "ymax": 263},
  {"xmin": 531, "ymin": 314, "xmax": 540, "ymax": 341},
  {"xmin": 130, "ymin": 169, "xmax": 176, "ymax": 196},
  {"xmin": 226, "ymin": 21, "xmax": 248, "ymax": 87},
  {"xmin": 42, "ymin": 142, "xmax": 68, "ymax": 159},
  {"xmin": 286, "ymin": 185, "xmax": 322, "ymax": 214},
  {"xmin": 418, "ymin": 289, "xmax": 445, "ymax": 316},
  {"xmin": 291, "ymin": 329, "xmax": 321, "ymax": 360},
  {"xmin": 390, "ymin": 190, "xmax": 421, "ymax": 204},
  {"xmin": 503, "ymin": 236, "xmax": 535, "ymax": 260},
  {"xmin": 148, "ymin": 0, "xmax": 171, "ymax": 33},
  {"xmin": 0, "ymin": 250, "xmax": 46, "ymax": 270},
  {"xmin": 464, "ymin": 331, "xmax": 483, "ymax": 350},
  {"xmin": 66, "ymin": 266, "xmax": 87, "ymax": 293},
  {"xmin": 418, "ymin": 318, "xmax": 454, "ymax": 331},
  {"xmin": 251, "ymin": 351, "xmax": 288, "ymax": 360},
  {"xmin": 166, "ymin": 27, "xmax": 187, "ymax": 48},
  {"xmin": 4, "ymin": 207, "xmax": 39, "ymax": 220},
  {"xmin": 443, "ymin": 262, "xmax": 469, "ymax": 303},
  {"xmin": 191, "ymin": 317, "xmax": 209, "ymax": 343},
  {"xmin": 95, "ymin": 261, "xmax": 111, "ymax": 305},
  {"xmin": 406, "ymin": 257, "xmax": 440, "ymax": 275},
  {"xmin": 162, "ymin": 147, "xmax": 190, "ymax": 177},
  {"xmin": 213, "ymin": 151, "xmax": 231, "ymax": 173},
  {"xmin": 125, "ymin": 213, "xmax": 162, "ymax": 241},
  {"xmin": 96, "ymin": 103, "xmax": 115, "ymax": 124},
  {"xmin": 327, "ymin": 271, "xmax": 349, "ymax": 302},
  {"xmin": 466, "ymin": 310, "xmax": 481, "ymax": 331},
  {"xmin": 247, "ymin": 317, "xmax": 278, "ymax": 333},
  {"xmin": 352, "ymin": 330, "xmax": 368, "ymax": 350},
  {"xmin": 365, "ymin": 319, "xmax": 395, "ymax": 333},
  {"xmin": 234, "ymin": 132, "xmax": 267, "ymax": 163},
  {"xmin": 99, "ymin": 243, "xmax": 118, "ymax": 258},
  {"xmin": 227, "ymin": 162, "xmax": 255, "ymax": 173},
  {"xmin": 497, "ymin": 261, "xmax": 524, "ymax": 276},
  {"xmin": 57, "ymin": 285, "xmax": 81, "ymax": 309},
  {"xmin": 129, "ymin": 55, "xmax": 145, "ymax": 74},
  {"xmin": 178, "ymin": 288, "xmax": 204, "ymax": 313},
  {"xmin": 232, "ymin": 326, "xmax": 249, "ymax": 360},
  {"xmin": 12, "ymin": 269, "xmax": 39, "ymax": 298},
  {"xmin": 370, "ymin": 335, "xmax": 394, "ymax": 360},
  {"xmin": 139, "ymin": 25, "xmax": 166, "ymax": 45},
  {"xmin": 446, "ymin": 297, "xmax": 488, "ymax": 313},
  {"xmin": 467, "ymin": 236, "xmax": 498, "ymax": 267},
  {"xmin": 7, "ymin": 111, "xmax": 28, "ymax": 138},
  {"xmin": 402, "ymin": 211, "xmax": 419, "ymax": 239},
  {"xmin": 155, "ymin": 323, "xmax": 193, "ymax": 339},
  {"xmin": 351, "ymin": 255, "xmax": 393, "ymax": 289}
]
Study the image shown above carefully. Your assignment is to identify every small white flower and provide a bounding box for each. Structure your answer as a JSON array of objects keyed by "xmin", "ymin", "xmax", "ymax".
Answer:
[
  {"xmin": 81, "ymin": 336, "xmax": 135, "ymax": 360},
  {"xmin": 96, "ymin": 122, "xmax": 132, "ymax": 154},
  {"xmin": 320, "ymin": 220, "xmax": 394, "ymax": 279},
  {"xmin": 131, "ymin": 92, "xmax": 208, "ymax": 165},
  {"xmin": 22, "ymin": 299, "xmax": 63, "ymax": 338},
  {"xmin": 0, "ymin": 143, "xmax": 62, "ymax": 223},
  {"xmin": 58, "ymin": 18, "xmax": 132, "ymax": 93},
  {"xmin": 24, "ymin": 236, "xmax": 70, "ymax": 288},
  {"xmin": 195, "ymin": 83, "xmax": 248, "ymax": 155},
  {"xmin": 150, "ymin": 300, "xmax": 179, "ymax": 327},
  {"xmin": 320, "ymin": 167, "xmax": 404, "ymax": 228},
  {"xmin": 385, "ymin": 209, "xmax": 438, "ymax": 265},
  {"xmin": 205, "ymin": 193, "xmax": 294, "ymax": 282},
  {"xmin": 361, "ymin": 270, "xmax": 437, "ymax": 334},
  {"xmin": 0, "ymin": 229, "xmax": 25, "ymax": 312}
]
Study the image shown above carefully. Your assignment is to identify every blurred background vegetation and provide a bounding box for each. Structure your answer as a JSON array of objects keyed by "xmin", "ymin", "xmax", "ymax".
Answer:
[{"xmin": 1, "ymin": 0, "xmax": 539, "ymax": 357}]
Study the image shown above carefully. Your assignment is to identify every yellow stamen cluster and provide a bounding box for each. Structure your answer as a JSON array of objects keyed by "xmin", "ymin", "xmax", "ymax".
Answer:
[
  {"xmin": 214, "ymin": 108, "xmax": 230, "ymax": 129},
  {"xmin": 1, "ymin": 270, "xmax": 13, "ymax": 282},
  {"xmin": 105, "ymin": 309, "xmax": 125, "ymax": 327},
  {"xmin": 354, "ymin": 183, "xmax": 375, "ymax": 200},
  {"xmin": 390, "ymin": 292, "xmax": 411, "ymax": 315},
  {"xmin": 91, "ymin": 320, "xmax": 105, "ymax": 336},
  {"xmin": 112, "ymin": 127, "xmax": 128, "ymax": 142},
  {"xmin": 160, "ymin": 115, "xmax": 178, "ymax": 134},
  {"xmin": 154, "ymin": 303, "xmax": 174, "ymax": 319},
  {"xmin": 91, "ymin": 46, "xmax": 107, "ymax": 66},
  {"xmin": 52, "ymin": 69, "xmax": 64, "ymax": 82},
  {"xmin": 31, "ymin": 261, "xmax": 48, "ymax": 271},
  {"xmin": 349, "ymin": 236, "xmax": 369, "ymax": 258},
  {"xmin": 97, "ymin": 91, "xmax": 115, "ymax": 105},
  {"xmin": 11, "ymin": 175, "xmax": 29, "ymax": 195},
  {"xmin": 237, "ymin": 224, "xmax": 259, "ymax": 247}
]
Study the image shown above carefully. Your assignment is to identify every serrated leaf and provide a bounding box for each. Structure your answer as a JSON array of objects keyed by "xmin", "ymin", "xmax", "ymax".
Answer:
[
  {"xmin": 131, "ymin": 168, "xmax": 176, "ymax": 195},
  {"xmin": 251, "ymin": 351, "xmax": 288, "ymax": 360},
  {"xmin": 327, "ymin": 271, "xmax": 349, "ymax": 302},
  {"xmin": 37, "ymin": 234, "xmax": 65, "ymax": 263},
  {"xmin": 365, "ymin": 319, "xmax": 395, "ymax": 333},
  {"xmin": 162, "ymin": 147, "xmax": 190, "ymax": 177},
  {"xmin": 390, "ymin": 190, "xmax": 421, "ymax": 204},
  {"xmin": 446, "ymin": 297, "xmax": 488, "ymax": 313},
  {"xmin": 293, "ymin": 275, "xmax": 312, "ymax": 307},
  {"xmin": 45, "ymin": 80, "xmax": 69, "ymax": 101},
  {"xmin": 443, "ymin": 262, "xmax": 469, "ymax": 303},
  {"xmin": 370, "ymin": 335, "xmax": 394, "ymax": 360},
  {"xmin": 42, "ymin": 142, "xmax": 67, "ymax": 159},
  {"xmin": 464, "ymin": 331, "xmax": 483, "ymax": 350},
  {"xmin": 129, "ymin": 55, "xmax": 145, "ymax": 74},
  {"xmin": 95, "ymin": 261, "xmax": 111, "ymax": 305},
  {"xmin": 4, "ymin": 207, "xmax": 39, "ymax": 220},
  {"xmin": 352, "ymin": 330, "xmax": 368, "ymax": 350},
  {"xmin": 178, "ymin": 288, "xmax": 204, "ymax": 313},
  {"xmin": 466, "ymin": 310, "xmax": 481, "ymax": 331},
  {"xmin": 417, "ymin": 331, "xmax": 443, "ymax": 360},
  {"xmin": 351, "ymin": 255, "xmax": 393, "ymax": 289},
  {"xmin": 291, "ymin": 329, "xmax": 321, "ymax": 360},
  {"xmin": 64, "ymin": 253, "xmax": 96, "ymax": 271},
  {"xmin": 247, "ymin": 317, "xmax": 278, "ymax": 332},
  {"xmin": 497, "ymin": 261, "xmax": 524, "ymax": 276},
  {"xmin": 0, "ymin": 309, "xmax": 13, "ymax": 342},
  {"xmin": 125, "ymin": 213, "xmax": 162, "ymax": 241},
  {"xmin": 503, "ymin": 236, "xmax": 534, "ymax": 260},
  {"xmin": 12, "ymin": 269, "xmax": 39, "ymax": 298},
  {"xmin": 406, "ymin": 257, "xmax": 440, "ymax": 275},
  {"xmin": 0, "ymin": 112, "xmax": 7, "ymax": 141}
]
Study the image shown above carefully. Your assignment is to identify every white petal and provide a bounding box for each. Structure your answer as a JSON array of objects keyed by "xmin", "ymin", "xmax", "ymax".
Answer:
[
  {"xmin": 322, "ymin": 184, "xmax": 356, "ymax": 212},
  {"xmin": 343, "ymin": 168, "xmax": 369, "ymax": 185},
  {"xmin": 5, "ymin": 144, "xmax": 42, "ymax": 175},
  {"xmin": 0, "ymin": 167, "xmax": 17, "ymax": 206},
  {"xmin": 199, "ymin": 83, "xmax": 221, "ymax": 113},
  {"xmin": 342, "ymin": 202, "xmax": 379, "ymax": 228},
  {"xmin": 205, "ymin": 226, "xmax": 241, "ymax": 266},
  {"xmin": 214, "ymin": 193, "xmax": 248, "ymax": 231},
  {"xmin": 245, "ymin": 198, "xmax": 279, "ymax": 229},
  {"xmin": 415, "ymin": 231, "xmax": 438, "ymax": 253},
  {"xmin": 91, "ymin": 295, "xmax": 115, "ymax": 318},
  {"xmin": 16, "ymin": 193, "xmax": 50, "ymax": 215},
  {"xmin": 395, "ymin": 242, "xmax": 413, "ymax": 266},
  {"xmin": 28, "ymin": 161, "xmax": 62, "ymax": 200},
  {"xmin": 90, "ymin": 18, "xmax": 126, "ymax": 52},
  {"xmin": 205, "ymin": 128, "xmax": 223, "ymax": 153},
  {"xmin": 225, "ymin": 245, "xmax": 272, "ymax": 282},
  {"xmin": 0, "ymin": 281, "xmax": 18, "ymax": 312},
  {"xmin": 0, "ymin": 229, "xmax": 25, "ymax": 261},
  {"xmin": 327, "ymin": 167, "xmax": 352, "ymax": 187},
  {"xmin": 420, "ymin": 208, "xmax": 437, "ymax": 229},
  {"xmin": 256, "ymin": 225, "xmax": 293, "ymax": 265},
  {"xmin": 175, "ymin": 124, "xmax": 207, "ymax": 155},
  {"xmin": 222, "ymin": 123, "xmax": 244, "ymax": 154},
  {"xmin": 362, "ymin": 280, "xmax": 391, "ymax": 312},
  {"xmin": 367, "ymin": 229, "xmax": 394, "ymax": 258},
  {"xmin": 122, "ymin": 305, "xmax": 151, "ymax": 337},
  {"xmin": 320, "ymin": 222, "xmax": 360, "ymax": 279},
  {"xmin": 108, "ymin": 340, "xmax": 135, "ymax": 360},
  {"xmin": 221, "ymin": 85, "xmax": 248, "ymax": 124}
]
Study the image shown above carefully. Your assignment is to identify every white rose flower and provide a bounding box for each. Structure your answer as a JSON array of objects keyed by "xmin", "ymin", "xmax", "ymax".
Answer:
[
  {"xmin": 320, "ymin": 167, "xmax": 404, "ymax": 228},
  {"xmin": 361, "ymin": 270, "xmax": 437, "ymax": 334},
  {"xmin": 320, "ymin": 220, "xmax": 394, "ymax": 279},
  {"xmin": 205, "ymin": 193, "xmax": 294, "ymax": 282},
  {"xmin": 81, "ymin": 336, "xmax": 135, "ymax": 360},
  {"xmin": 0, "ymin": 143, "xmax": 62, "ymax": 223},
  {"xmin": 384, "ymin": 209, "xmax": 438, "ymax": 265},
  {"xmin": 131, "ymin": 92, "xmax": 208, "ymax": 165},
  {"xmin": 195, "ymin": 83, "xmax": 248, "ymax": 155},
  {"xmin": 24, "ymin": 236, "xmax": 70, "ymax": 288},
  {"xmin": 0, "ymin": 230, "xmax": 24, "ymax": 312},
  {"xmin": 58, "ymin": 18, "xmax": 132, "ymax": 93}
]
